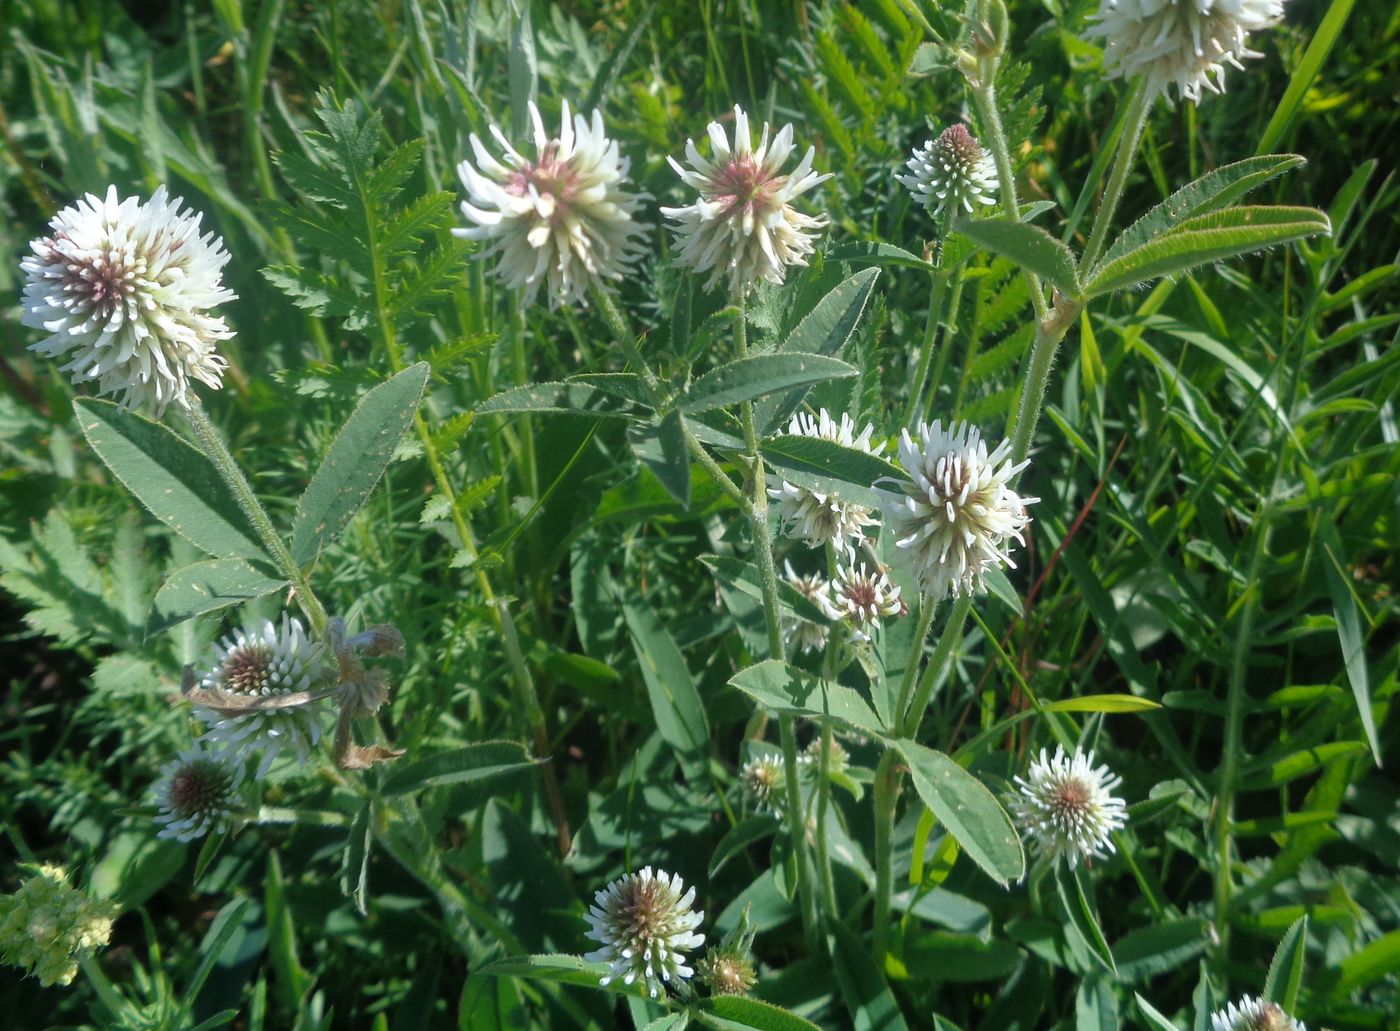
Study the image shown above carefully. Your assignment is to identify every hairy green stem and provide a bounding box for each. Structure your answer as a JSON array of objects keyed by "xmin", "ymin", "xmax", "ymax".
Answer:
[
  {"xmin": 969, "ymin": 81, "xmax": 1051, "ymax": 324},
  {"xmin": 814, "ymin": 722, "xmax": 838, "ymax": 917},
  {"xmin": 1007, "ymin": 312, "xmax": 1074, "ymax": 473},
  {"xmin": 185, "ymin": 398, "xmax": 328, "ymax": 636},
  {"xmin": 1080, "ymin": 78, "xmax": 1152, "ymax": 275}
]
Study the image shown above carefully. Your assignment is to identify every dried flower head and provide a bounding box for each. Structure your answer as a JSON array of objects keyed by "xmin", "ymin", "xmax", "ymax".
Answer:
[
  {"xmin": 740, "ymin": 754, "xmax": 787, "ymax": 815},
  {"xmin": 584, "ymin": 867, "xmax": 706, "ymax": 998},
  {"xmin": 781, "ymin": 561, "xmax": 833, "ymax": 656},
  {"xmin": 897, "ymin": 124, "xmax": 999, "ymax": 218},
  {"xmin": 153, "ymin": 744, "xmax": 243, "ymax": 842},
  {"xmin": 829, "ymin": 558, "xmax": 905, "ymax": 640},
  {"xmin": 20, "ymin": 185, "xmax": 234, "ymax": 413},
  {"xmin": 875, "ymin": 420, "xmax": 1036, "ymax": 600},
  {"xmin": 454, "ymin": 100, "xmax": 650, "ymax": 308},
  {"xmin": 1010, "ymin": 746, "xmax": 1127, "ymax": 869},
  {"xmin": 1210, "ymin": 997, "xmax": 1305, "ymax": 1031},
  {"xmin": 0, "ymin": 865, "xmax": 117, "ymax": 987},
  {"xmin": 661, "ymin": 105, "xmax": 831, "ymax": 294},
  {"xmin": 1086, "ymin": 0, "xmax": 1287, "ymax": 102},
  {"xmin": 768, "ymin": 409, "xmax": 884, "ymax": 546},
  {"xmin": 193, "ymin": 613, "xmax": 328, "ymax": 774}
]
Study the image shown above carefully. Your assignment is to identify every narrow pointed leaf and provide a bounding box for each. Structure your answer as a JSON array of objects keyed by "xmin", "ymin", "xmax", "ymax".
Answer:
[
  {"xmin": 291, "ymin": 363, "xmax": 429, "ymax": 564},
  {"xmin": 628, "ymin": 411, "xmax": 691, "ymax": 509},
  {"xmin": 680, "ymin": 353, "xmax": 857, "ymax": 414},
  {"xmin": 761, "ymin": 434, "xmax": 903, "ymax": 511},
  {"xmin": 1082, "ymin": 206, "xmax": 1330, "ymax": 299},
  {"xmin": 149, "ymin": 558, "xmax": 288, "ymax": 633},
  {"xmin": 955, "ymin": 218, "xmax": 1080, "ymax": 296},
  {"xmin": 757, "ymin": 268, "xmax": 881, "ymax": 432},
  {"xmin": 74, "ymin": 398, "xmax": 268, "ymax": 561},
  {"xmin": 895, "ymin": 739, "xmax": 1025, "ymax": 886},
  {"xmin": 1095, "ymin": 155, "xmax": 1306, "ymax": 272},
  {"xmin": 1262, "ymin": 915, "xmax": 1308, "ymax": 1011},
  {"xmin": 1316, "ymin": 513, "xmax": 1380, "ymax": 763},
  {"xmin": 476, "ymin": 380, "xmax": 648, "ymax": 419},
  {"xmin": 730, "ymin": 659, "xmax": 887, "ymax": 738},
  {"xmin": 1055, "ymin": 862, "xmax": 1117, "ymax": 974}
]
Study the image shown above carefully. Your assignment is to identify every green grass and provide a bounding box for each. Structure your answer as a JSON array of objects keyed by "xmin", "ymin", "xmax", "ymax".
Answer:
[{"xmin": 0, "ymin": 1, "xmax": 1396, "ymax": 1028}]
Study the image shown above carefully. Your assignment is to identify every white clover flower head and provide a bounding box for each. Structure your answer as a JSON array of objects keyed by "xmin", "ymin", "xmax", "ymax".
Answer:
[
  {"xmin": 584, "ymin": 866, "xmax": 706, "ymax": 998},
  {"xmin": 454, "ymin": 100, "xmax": 650, "ymax": 309},
  {"xmin": 740, "ymin": 754, "xmax": 787, "ymax": 815},
  {"xmin": 153, "ymin": 744, "xmax": 243, "ymax": 842},
  {"xmin": 194, "ymin": 613, "xmax": 327, "ymax": 774},
  {"xmin": 661, "ymin": 105, "xmax": 832, "ymax": 295},
  {"xmin": 1210, "ymin": 996, "xmax": 1305, "ymax": 1031},
  {"xmin": 897, "ymin": 124, "xmax": 999, "ymax": 218},
  {"xmin": 875, "ymin": 420, "xmax": 1036, "ymax": 600},
  {"xmin": 781, "ymin": 560, "xmax": 834, "ymax": 655},
  {"xmin": 829, "ymin": 557, "xmax": 905, "ymax": 640},
  {"xmin": 1086, "ymin": 0, "xmax": 1287, "ymax": 102},
  {"xmin": 20, "ymin": 185, "xmax": 234, "ymax": 413},
  {"xmin": 768, "ymin": 409, "xmax": 884, "ymax": 546},
  {"xmin": 1010, "ymin": 746, "xmax": 1128, "ymax": 868}
]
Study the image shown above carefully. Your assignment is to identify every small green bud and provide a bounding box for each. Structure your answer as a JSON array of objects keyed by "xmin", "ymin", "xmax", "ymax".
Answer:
[{"xmin": 0, "ymin": 865, "xmax": 118, "ymax": 987}]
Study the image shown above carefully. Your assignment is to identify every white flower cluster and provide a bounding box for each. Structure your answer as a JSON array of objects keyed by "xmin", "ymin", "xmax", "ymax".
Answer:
[
  {"xmin": 454, "ymin": 100, "xmax": 650, "ymax": 309},
  {"xmin": 875, "ymin": 421, "xmax": 1036, "ymax": 601},
  {"xmin": 20, "ymin": 185, "xmax": 234, "ymax": 413},
  {"xmin": 898, "ymin": 124, "xmax": 999, "ymax": 219},
  {"xmin": 1010, "ymin": 746, "xmax": 1128, "ymax": 869},
  {"xmin": 1086, "ymin": 0, "xmax": 1288, "ymax": 102},
  {"xmin": 1210, "ymin": 996, "xmax": 1305, "ymax": 1031},
  {"xmin": 769, "ymin": 409, "xmax": 884, "ymax": 547},
  {"xmin": 661, "ymin": 105, "xmax": 832, "ymax": 294},
  {"xmin": 584, "ymin": 867, "xmax": 706, "ymax": 998}
]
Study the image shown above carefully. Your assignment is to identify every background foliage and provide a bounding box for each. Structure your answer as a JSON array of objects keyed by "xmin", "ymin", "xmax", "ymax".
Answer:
[{"xmin": 1, "ymin": 0, "xmax": 1396, "ymax": 1028}]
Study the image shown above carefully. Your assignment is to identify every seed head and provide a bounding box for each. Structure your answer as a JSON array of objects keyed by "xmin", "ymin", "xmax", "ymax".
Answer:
[
  {"xmin": 1210, "ymin": 996, "xmax": 1305, "ymax": 1031},
  {"xmin": 153, "ymin": 744, "xmax": 243, "ymax": 841},
  {"xmin": 1086, "ymin": 0, "xmax": 1288, "ymax": 102}
]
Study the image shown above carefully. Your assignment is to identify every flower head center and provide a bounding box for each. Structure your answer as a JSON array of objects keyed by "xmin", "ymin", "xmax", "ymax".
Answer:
[
  {"xmin": 711, "ymin": 156, "xmax": 780, "ymax": 213},
  {"xmin": 1049, "ymin": 777, "xmax": 1092, "ymax": 820},
  {"xmin": 168, "ymin": 760, "xmax": 228, "ymax": 818},
  {"xmin": 507, "ymin": 144, "xmax": 578, "ymax": 211},
  {"xmin": 220, "ymin": 643, "xmax": 274, "ymax": 694}
]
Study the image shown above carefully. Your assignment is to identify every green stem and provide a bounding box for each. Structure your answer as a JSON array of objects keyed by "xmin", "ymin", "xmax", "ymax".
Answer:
[
  {"xmin": 893, "ymin": 593, "xmax": 938, "ymax": 731},
  {"xmin": 1006, "ymin": 313, "xmax": 1074, "ymax": 474},
  {"xmin": 734, "ymin": 296, "xmax": 820, "ymax": 946},
  {"xmin": 871, "ymin": 748, "xmax": 899, "ymax": 964},
  {"xmin": 924, "ymin": 270, "xmax": 966, "ymax": 420},
  {"xmin": 185, "ymin": 398, "xmax": 328, "ymax": 636},
  {"xmin": 814, "ymin": 721, "xmax": 838, "ymax": 918},
  {"xmin": 1212, "ymin": 502, "xmax": 1274, "ymax": 956},
  {"xmin": 902, "ymin": 596, "xmax": 971, "ymax": 738},
  {"xmin": 1079, "ymin": 78, "xmax": 1152, "ymax": 276},
  {"xmin": 902, "ymin": 272, "xmax": 949, "ymax": 428},
  {"xmin": 969, "ymin": 81, "xmax": 1051, "ymax": 324}
]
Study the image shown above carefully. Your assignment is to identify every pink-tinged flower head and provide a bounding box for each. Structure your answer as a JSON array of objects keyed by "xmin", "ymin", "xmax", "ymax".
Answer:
[
  {"xmin": 454, "ymin": 101, "xmax": 650, "ymax": 308},
  {"xmin": 20, "ymin": 185, "xmax": 234, "ymax": 413},
  {"xmin": 661, "ymin": 105, "xmax": 832, "ymax": 294},
  {"xmin": 897, "ymin": 124, "xmax": 999, "ymax": 218}
]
